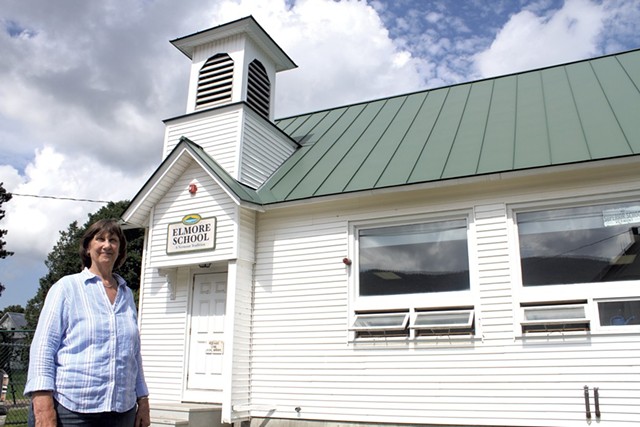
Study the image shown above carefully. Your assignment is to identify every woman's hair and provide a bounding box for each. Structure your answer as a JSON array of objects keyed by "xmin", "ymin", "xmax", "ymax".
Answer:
[{"xmin": 79, "ymin": 219, "xmax": 128, "ymax": 269}]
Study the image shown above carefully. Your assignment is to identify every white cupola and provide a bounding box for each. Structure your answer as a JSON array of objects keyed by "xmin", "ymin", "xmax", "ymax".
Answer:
[
  {"xmin": 162, "ymin": 16, "xmax": 299, "ymax": 189},
  {"xmin": 170, "ymin": 16, "xmax": 296, "ymax": 121}
]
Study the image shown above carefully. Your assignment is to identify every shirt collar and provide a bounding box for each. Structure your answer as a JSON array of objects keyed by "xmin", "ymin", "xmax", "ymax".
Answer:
[{"xmin": 82, "ymin": 267, "xmax": 125, "ymax": 287}]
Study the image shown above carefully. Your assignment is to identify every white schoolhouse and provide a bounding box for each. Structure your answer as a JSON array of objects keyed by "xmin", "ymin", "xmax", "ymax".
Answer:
[{"xmin": 122, "ymin": 16, "xmax": 640, "ymax": 427}]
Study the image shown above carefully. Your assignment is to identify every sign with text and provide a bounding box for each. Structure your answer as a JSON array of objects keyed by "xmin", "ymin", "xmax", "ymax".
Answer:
[
  {"xmin": 603, "ymin": 206, "xmax": 640, "ymax": 227},
  {"xmin": 167, "ymin": 214, "xmax": 216, "ymax": 254}
]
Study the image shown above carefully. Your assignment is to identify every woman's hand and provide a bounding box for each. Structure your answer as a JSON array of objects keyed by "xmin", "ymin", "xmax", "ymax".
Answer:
[
  {"xmin": 32, "ymin": 391, "xmax": 56, "ymax": 427},
  {"xmin": 135, "ymin": 397, "xmax": 151, "ymax": 427}
]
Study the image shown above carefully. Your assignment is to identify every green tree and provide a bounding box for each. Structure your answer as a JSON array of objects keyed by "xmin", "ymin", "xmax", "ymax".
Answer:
[
  {"xmin": 25, "ymin": 201, "xmax": 144, "ymax": 328},
  {"xmin": 0, "ymin": 182, "xmax": 14, "ymax": 297}
]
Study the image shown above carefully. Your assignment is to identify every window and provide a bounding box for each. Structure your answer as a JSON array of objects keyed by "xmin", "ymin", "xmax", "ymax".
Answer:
[
  {"xmin": 520, "ymin": 302, "xmax": 589, "ymax": 333},
  {"xmin": 413, "ymin": 308, "xmax": 474, "ymax": 336},
  {"xmin": 351, "ymin": 216, "xmax": 474, "ymax": 339},
  {"xmin": 247, "ymin": 59, "xmax": 270, "ymax": 118},
  {"xmin": 351, "ymin": 312, "xmax": 409, "ymax": 338},
  {"xmin": 597, "ymin": 299, "xmax": 640, "ymax": 327},
  {"xmin": 517, "ymin": 201, "xmax": 640, "ymax": 286},
  {"xmin": 514, "ymin": 199, "xmax": 640, "ymax": 334},
  {"xmin": 358, "ymin": 219, "xmax": 469, "ymax": 296},
  {"xmin": 196, "ymin": 53, "xmax": 233, "ymax": 111}
]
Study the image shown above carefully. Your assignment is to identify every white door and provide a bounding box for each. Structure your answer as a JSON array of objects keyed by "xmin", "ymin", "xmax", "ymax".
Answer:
[{"xmin": 185, "ymin": 273, "xmax": 227, "ymax": 397}]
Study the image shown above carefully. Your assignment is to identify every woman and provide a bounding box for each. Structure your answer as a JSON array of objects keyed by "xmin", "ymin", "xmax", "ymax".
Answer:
[{"xmin": 25, "ymin": 219, "xmax": 150, "ymax": 427}]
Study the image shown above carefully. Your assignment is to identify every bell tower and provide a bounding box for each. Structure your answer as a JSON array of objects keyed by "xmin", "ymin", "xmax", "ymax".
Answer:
[
  {"xmin": 163, "ymin": 16, "xmax": 299, "ymax": 189},
  {"xmin": 171, "ymin": 16, "xmax": 296, "ymax": 121}
]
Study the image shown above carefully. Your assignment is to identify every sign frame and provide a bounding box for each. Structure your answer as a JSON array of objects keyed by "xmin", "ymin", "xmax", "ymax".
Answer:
[{"xmin": 166, "ymin": 214, "xmax": 217, "ymax": 254}]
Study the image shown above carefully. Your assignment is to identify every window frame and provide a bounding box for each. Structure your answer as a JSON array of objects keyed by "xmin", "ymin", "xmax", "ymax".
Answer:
[
  {"xmin": 348, "ymin": 211, "xmax": 478, "ymax": 340},
  {"xmin": 412, "ymin": 309, "xmax": 474, "ymax": 330},
  {"xmin": 509, "ymin": 192, "xmax": 640, "ymax": 336},
  {"xmin": 350, "ymin": 312, "xmax": 410, "ymax": 332}
]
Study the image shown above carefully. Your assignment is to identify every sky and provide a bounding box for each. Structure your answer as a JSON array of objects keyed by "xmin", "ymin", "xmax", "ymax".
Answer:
[{"xmin": 1, "ymin": 0, "xmax": 639, "ymax": 310}]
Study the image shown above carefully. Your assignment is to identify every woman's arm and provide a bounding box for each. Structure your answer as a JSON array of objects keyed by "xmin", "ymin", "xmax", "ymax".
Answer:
[
  {"xmin": 31, "ymin": 391, "xmax": 57, "ymax": 427},
  {"xmin": 25, "ymin": 282, "xmax": 67, "ymax": 396},
  {"xmin": 135, "ymin": 396, "xmax": 150, "ymax": 427}
]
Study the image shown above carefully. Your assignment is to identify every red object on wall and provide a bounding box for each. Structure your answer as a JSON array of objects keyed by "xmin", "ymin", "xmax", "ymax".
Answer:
[{"xmin": 189, "ymin": 183, "xmax": 197, "ymax": 194}]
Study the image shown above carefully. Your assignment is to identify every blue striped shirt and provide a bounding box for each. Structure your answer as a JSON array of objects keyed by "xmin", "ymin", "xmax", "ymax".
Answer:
[{"xmin": 25, "ymin": 268, "xmax": 149, "ymax": 413}]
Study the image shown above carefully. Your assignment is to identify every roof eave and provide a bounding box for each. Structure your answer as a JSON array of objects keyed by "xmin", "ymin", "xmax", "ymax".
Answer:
[
  {"xmin": 122, "ymin": 138, "xmax": 265, "ymax": 228},
  {"xmin": 170, "ymin": 15, "xmax": 297, "ymax": 72}
]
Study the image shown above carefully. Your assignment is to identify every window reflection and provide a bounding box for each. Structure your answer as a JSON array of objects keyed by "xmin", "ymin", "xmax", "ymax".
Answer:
[
  {"xmin": 359, "ymin": 219, "xmax": 470, "ymax": 296},
  {"xmin": 517, "ymin": 202, "xmax": 640, "ymax": 286},
  {"xmin": 598, "ymin": 300, "xmax": 640, "ymax": 326}
]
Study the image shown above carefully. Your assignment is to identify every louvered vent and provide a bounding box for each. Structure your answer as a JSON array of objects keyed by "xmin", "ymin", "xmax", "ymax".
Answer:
[
  {"xmin": 196, "ymin": 53, "xmax": 233, "ymax": 110},
  {"xmin": 247, "ymin": 60, "xmax": 270, "ymax": 118}
]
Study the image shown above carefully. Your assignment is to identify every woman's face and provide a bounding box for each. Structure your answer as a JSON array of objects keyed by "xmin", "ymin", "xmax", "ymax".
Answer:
[{"xmin": 88, "ymin": 231, "xmax": 120, "ymax": 269}]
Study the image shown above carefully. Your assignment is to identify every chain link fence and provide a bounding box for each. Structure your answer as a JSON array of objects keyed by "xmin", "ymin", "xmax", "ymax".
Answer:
[{"xmin": 1, "ymin": 330, "xmax": 33, "ymax": 427}]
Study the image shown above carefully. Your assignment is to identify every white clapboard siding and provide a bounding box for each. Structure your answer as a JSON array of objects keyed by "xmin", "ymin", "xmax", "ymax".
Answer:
[
  {"xmin": 237, "ymin": 207, "xmax": 256, "ymax": 262},
  {"xmin": 248, "ymin": 184, "xmax": 640, "ymax": 427},
  {"xmin": 139, "ymin": 265, "xmax": 190, "ymax": 402},
  {"xmin": 147, "ymin": 162, "xmax": 238, "ymax": 268},
  {"xmin": 240, "ymin": 109, "xmax": 297, "ymax": 188},
  {"xmin": 228, "ymin": 259, "xmax": 254, "ymax": 421},
  {"xmin": 164, "ymin": 106, "xmax": 242, "ymax": 177},
  {"xmin": 474, "ymin": 203, "xmax": 515, "ymax": 342}
]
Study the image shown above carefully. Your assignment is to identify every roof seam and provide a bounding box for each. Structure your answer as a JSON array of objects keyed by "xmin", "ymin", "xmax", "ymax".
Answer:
[
  {"xmin": 563, "ymin": 66, "xmax": 593, "ymax": 159},
  {"xmin": 474, "ymin": 80, "xmax": 495, "ymax": 174},
  {"xmin": 303, "ymin": 104, "xmax": 372, "ymax": 197},
  {"xmin": 283, "ymin": 107, "xmax": 354, "ymax": 199},
  {"xmin": 267, "ymin": 109, "xmax": 341, "ymax": 192},
  {"xmin": 316, "ymin": 101, "xmax": 387, "ymax": 194},
  {"xmin": 374, "ymin": 92, "xmax": 429, "ymax": 187},
  {"xmin": 342, "ymin": 97, "xmax": 409, "ymax": 192},
  {"xmin": 590, "ymin": 61, "xmax": 634, "ymax": 154},
  {"xmin": 407, "ymin": 88, "xmax": 451, "ymax": 182},
  {"xmin": 512, "ymin": 76, "xmax": 519, "ymax": 169},
  {"xmin": 616, "ymin": 55, "xmax": 640, "ymax": 96},
  {"xmin": 440, "ymin": 85, "xmax": 473, "ymax": 179},
  {"xmin": 539, "ymin": 71, "xmax": 554, "ymax": 164}
]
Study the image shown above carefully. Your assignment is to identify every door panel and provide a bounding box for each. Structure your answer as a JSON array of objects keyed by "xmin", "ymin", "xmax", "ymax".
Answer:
[{"xmin": 186, "ymin": 273, "xmax": 227, "ymax": 394}]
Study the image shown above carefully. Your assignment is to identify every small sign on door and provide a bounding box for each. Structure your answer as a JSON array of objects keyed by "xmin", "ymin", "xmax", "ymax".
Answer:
[{"xmin": 206, "ymin": 340, "xmax": 224, "ymax": 355}]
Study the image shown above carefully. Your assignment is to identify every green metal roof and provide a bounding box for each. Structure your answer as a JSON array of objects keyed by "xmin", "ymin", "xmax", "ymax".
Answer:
[{"xmin": 256, "ymin": 49, "xmax": 640, "ymax": 204}]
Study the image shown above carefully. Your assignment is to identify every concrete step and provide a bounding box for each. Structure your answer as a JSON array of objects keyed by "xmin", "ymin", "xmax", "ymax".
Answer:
[
  {"xmin": 150, "ymin": 417, "xmax": 189, "ymax": 427},
  {"xmin": 150, "ymin": 402, "xmax": 224, "ymax": 427}
]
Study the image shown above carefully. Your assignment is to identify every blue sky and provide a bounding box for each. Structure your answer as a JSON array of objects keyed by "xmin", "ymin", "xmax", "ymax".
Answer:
[{"xmin": 1, "ymin": 0, "xmax": 639, "ymax": 310}]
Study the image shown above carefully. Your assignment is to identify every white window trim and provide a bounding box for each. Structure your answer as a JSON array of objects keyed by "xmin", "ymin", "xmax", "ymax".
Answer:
[
  {"xmin": 347, "ymin": 210, "xmax": 480, "ymax": 341},
  {"xmin": 412, "ymin": 308, "xmax": 474, "ymax": 330},
  {"xmin": 508, "ymin": 191, "xmax": 640, "ymax": 337},
  {"xmin": 350, "ymin": 312, "xmax": 410, "ymax": 331}
]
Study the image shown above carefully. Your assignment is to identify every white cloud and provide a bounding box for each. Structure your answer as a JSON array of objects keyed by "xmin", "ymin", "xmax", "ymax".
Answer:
[
  {"xmin": 209, "ymin": 0, "xmax": 424, "ymax": 116},
  {"xmin": 1, "ymin": 147, "xmax": 149, "ymax": 257},
  {"xmin": 474, "ymin": 0, "xmax": 605, "ymax": 77},
  {"xmin": 0, "ymin": 166, "xmax": 22, "ymax": 190}
]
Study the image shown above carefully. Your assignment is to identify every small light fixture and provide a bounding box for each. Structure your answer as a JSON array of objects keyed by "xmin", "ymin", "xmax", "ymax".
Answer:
[
  {"xmin": 189, "ymin": 183, "xmax": 197, "ymax": 194},
  {"xmin": 342, "ymin": 257, "xmax": 352, "ymax": 266},
  {"xmin": 199, "ymin": 263, "xmax": 211, "ymax": 269}
]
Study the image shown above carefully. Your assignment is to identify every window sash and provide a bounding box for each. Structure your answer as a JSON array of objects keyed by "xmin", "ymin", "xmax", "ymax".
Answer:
[
  {"xmin": 516, "ymin": 201, "xmax": 640, "ymax": 287},
  {"xmin": 412, "ymin": 309, "xmax": 474, "ymax": 329},
  {"xmin": 357, "ymin": 218, "xmax": 470, "ymax": 297},
  {"xmin": 597, "ymin": 299, "xmax": 640, "ymax": 327},
  {"xmin": 521, "ymin": 304, "xmax": 588, "ymax": 326},
  {"xmin": 350, "ymin": 313, "xmax": 409, "ymax": 331}
]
